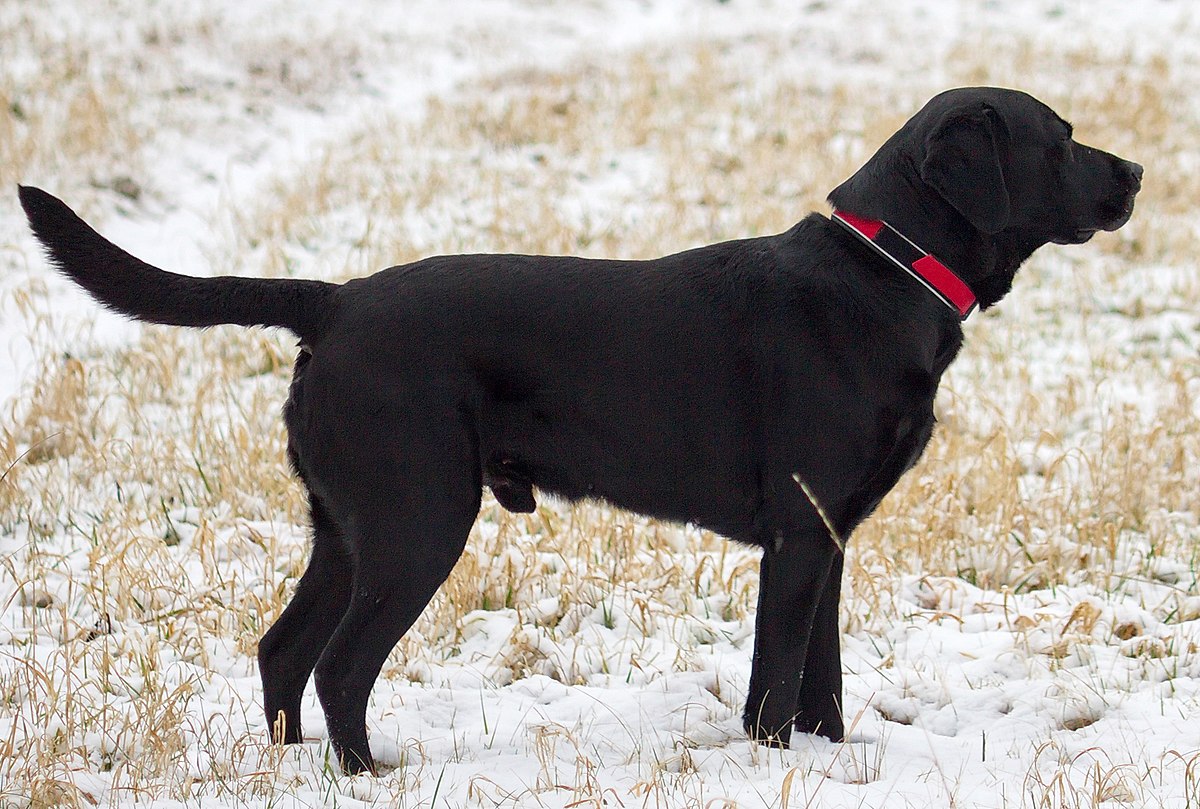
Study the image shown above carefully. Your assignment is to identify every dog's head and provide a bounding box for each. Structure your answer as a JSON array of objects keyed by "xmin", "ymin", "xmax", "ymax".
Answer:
[{"xmin": 829, "ymin": 87, "xmax": 1142, "ymax": 309}]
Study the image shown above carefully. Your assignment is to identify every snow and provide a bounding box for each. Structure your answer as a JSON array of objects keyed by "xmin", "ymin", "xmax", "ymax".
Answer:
[{"xmin": 3, "ymin": 0, "xmax": 1200, "ymax": 806}]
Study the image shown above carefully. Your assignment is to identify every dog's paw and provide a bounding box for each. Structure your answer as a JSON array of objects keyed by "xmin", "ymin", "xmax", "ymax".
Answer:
[
  {"xmin": 743, "ymin": 718, "xmax": 792, "ymax": 748},
  {"xmin": 793, "ymin": 716, "xmax": 845, "ymax": 743}
]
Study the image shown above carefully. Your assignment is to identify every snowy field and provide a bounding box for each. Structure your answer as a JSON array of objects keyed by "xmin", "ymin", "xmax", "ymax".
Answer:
[{"xmin": 2, "ymin": 0, "xmax": 1199, "ymax": 806}]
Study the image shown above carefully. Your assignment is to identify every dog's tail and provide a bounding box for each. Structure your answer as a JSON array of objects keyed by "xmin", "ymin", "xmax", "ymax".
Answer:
[{"xmin": 18, "ymin": 185, "xmax": 338, "ymax": 343}]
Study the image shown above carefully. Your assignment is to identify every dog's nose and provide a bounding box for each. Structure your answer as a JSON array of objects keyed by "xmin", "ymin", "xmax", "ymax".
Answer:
[{"xmin": 1125, "ymin": 160, "xmax": 1144, "ymax": 187}]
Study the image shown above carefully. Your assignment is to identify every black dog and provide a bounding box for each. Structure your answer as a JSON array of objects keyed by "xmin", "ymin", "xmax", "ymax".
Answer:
[{"xmin": 19, "ymin": 86, "xmax": 1140, "ymax": 775}]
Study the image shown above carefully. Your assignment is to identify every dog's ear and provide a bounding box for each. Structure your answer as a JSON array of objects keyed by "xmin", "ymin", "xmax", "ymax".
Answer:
[{"xmin": 920, "ymin": 104, "xmax": 1011, "ymax": 234}]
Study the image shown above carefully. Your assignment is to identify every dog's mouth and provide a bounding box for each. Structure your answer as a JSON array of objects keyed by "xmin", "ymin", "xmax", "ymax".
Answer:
[
  {"xmin": 1100, "ymin": 192, "xmax": 1139, "ymax": 232},
  {"xmin": 1052, "ymin": 186, "xmax": 1139, "ymax": 245},
  {"xmin": 1051, "ymin": 227, "xmax": 1099, "ymax": 246}
]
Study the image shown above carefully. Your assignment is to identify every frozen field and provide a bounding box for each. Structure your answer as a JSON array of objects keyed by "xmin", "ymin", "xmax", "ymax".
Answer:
[{"xmin": 2, "ymin": 0, "xmax": 1199, "ymax": 806}]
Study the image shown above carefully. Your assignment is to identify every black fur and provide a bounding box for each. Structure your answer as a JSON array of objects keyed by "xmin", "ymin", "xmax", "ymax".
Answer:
[
  {"xmin": 17, "ymin": 186, "xmax": 336, "ymax": 339},
  {"xmin": 19, "ymin": 87, "xmax": 1141, "ymax": 775}
]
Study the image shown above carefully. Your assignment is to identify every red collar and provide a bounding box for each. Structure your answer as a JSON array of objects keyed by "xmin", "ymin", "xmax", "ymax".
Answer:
[{"xmin": 832, "ymin": 210, "xmax": 977, "ymax": 320}]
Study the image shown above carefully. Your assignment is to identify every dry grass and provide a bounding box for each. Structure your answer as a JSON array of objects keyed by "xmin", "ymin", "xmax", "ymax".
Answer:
[
  {"xmin": 0, "ymin": 18, "xmax": 142, "ymax": 194},
  {"xmin": 1, "ymin": 18, "xmax": 1198, "ymax": 808}
]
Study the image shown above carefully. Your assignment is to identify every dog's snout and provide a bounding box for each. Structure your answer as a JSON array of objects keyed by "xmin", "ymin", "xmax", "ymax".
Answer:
[{"xmin": 1093, "ymin": 157, "xmax": 1143, "ymax": 234}]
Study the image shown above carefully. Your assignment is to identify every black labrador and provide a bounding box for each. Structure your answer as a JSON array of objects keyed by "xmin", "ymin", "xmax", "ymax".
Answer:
[{"xmin": 19, "ymin": 86, "xmax": 1141, "ymax": 775}]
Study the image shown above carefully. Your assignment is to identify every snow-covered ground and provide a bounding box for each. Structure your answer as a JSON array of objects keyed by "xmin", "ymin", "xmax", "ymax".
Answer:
[{"xmin": 2, "ymin": 0, "xmax": 1199, "ymax": 806}]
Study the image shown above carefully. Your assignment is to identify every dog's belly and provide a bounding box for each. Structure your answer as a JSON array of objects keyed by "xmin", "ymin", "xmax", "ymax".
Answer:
[{"xmin": 476, "ymin": 397, "xmax": 761, "ymax": 538}]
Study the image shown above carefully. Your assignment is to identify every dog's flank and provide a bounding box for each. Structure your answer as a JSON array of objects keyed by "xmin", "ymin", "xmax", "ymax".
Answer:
[
  {"xmin": 19, "ymin": 86, "xmax": 1142, "ymax": 775},
  {"xmin": 17, "ymin": 185, "xmax": 337, "ymax": 342}
]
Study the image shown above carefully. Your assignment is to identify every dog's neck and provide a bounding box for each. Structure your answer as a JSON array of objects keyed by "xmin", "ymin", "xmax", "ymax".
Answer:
[
  {"xmin": 831, "ymin": 209, "xmax": 977, "ymax": 320},
  {"xmin": 826, "ymin": 155, "xmax": 1029, "ymax": 312}
]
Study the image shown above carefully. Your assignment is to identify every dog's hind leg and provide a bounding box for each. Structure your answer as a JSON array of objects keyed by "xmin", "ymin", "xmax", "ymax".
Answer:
[
  {"xmin": 311, "ymin": 427, "xmax": 482, "ymax": 775},
  {"xmin": 258, "ymin": 494, "xmax": 352, "ymax": 745}
]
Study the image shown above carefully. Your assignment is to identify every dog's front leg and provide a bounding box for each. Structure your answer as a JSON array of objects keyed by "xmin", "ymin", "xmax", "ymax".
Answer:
[
  {"xmin": 793, "ymin": 550, "xmax": 845, "ymax": 741},
  {"xmin": 743, "ymin": 532, "xmax": 837, "ymax": 747}
]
